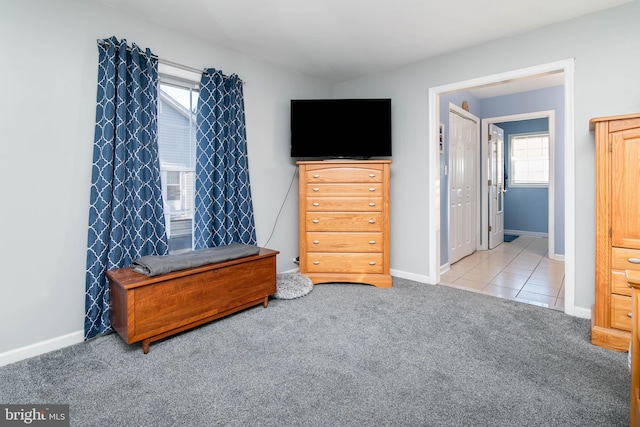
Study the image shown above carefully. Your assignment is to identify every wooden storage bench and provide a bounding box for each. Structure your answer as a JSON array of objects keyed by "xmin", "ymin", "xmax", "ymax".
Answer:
[{"xmin": 107, "ymin": 247, "xmax": 278, "ymax": 354}]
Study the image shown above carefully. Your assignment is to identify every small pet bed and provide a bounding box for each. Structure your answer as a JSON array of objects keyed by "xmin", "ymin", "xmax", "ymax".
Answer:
[{"xmin": 274, "ymin": 273, "xmax": 314, "ymax": 300}]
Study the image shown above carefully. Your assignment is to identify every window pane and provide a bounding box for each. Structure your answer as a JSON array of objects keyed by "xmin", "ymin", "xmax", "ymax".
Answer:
[
  {"xmin": 166, "ymin": 171, "xmax": 180, "ymax": 185},
  {"xmin": 167, "ymin": 185, "xmax": 181, "ymax": 201},
  {"xmin": 158, "ymin": 81, "xmax": 199, "ymax": 253},
  {"xmin": 509, "ymin": 133, "xmax": 549, "ymax": 187}
]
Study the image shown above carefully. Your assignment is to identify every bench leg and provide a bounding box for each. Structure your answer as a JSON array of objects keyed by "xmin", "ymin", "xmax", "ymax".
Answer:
[{"xmin": 142, "ymin": 339, "xmax": 150, "ymax": 354}]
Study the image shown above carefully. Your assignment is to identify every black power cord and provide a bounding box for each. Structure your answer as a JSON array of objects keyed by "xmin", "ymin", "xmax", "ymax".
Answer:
[{"xmin": 261, "ymin": 165, "xmax": 298, "ymax": 248}]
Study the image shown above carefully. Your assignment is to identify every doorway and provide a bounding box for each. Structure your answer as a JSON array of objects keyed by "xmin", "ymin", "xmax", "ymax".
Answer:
[
  {"xmin": 427, "ymin": 59, "xmax": 576, "ymax": 316},
  {"xmin": 481, "ymin": 111, "xmax": 556, "ymax": 259}
]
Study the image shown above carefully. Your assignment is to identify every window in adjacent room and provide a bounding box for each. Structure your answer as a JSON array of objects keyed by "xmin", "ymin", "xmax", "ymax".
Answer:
[
  {"xmin": 508, "ymin": 132, "xmax": 549, "ymax": 188},
  {"xmin": 157, "ymin": 76, "xmax": 199, "ymax": 253}
]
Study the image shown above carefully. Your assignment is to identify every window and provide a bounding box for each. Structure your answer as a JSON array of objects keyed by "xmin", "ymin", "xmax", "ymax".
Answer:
[
  {"xmin": 508, "ymin": 132, "xmax": 549, "ymax": 188},
  {"xmin": 165, "ymin": 171, "xmax": 181, "ymax": 201},
  {"xmin": 157, "ymin": 77, "xmax": 199, "ymax": 253}
]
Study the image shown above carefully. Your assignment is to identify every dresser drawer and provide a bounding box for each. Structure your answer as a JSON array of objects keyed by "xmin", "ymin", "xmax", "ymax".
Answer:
[
  {"xmin": 306, "ymin": 232, "xmax": 383, "ymax": 252},
  {"xmin": 612, "ymin": 270, "xmax": 632, "ymax": 296},
  {"xmin": 306, "ymin": 183, "xmax": 383, "ymax": 197},
  {"xmin": 306, "ymin": 213, "xmax": 384, "ymax": 232},
  {"xmin": 305, "ymin": 253, "xmax": 384, "ymax": 274},
  {"xmin": 306, "ymin": 197, "xmax": 382, "ymax": 212},
  {"xmin": 612, "ymin": 247, "xmax": 640, "ymax": 271},
  {"xmin": 304, "ymin": 166, "xmax": 383, "ymax": 183},
  {"xmin": 611, "ymin": 293, "xmax": 632, "ymax": 331}
]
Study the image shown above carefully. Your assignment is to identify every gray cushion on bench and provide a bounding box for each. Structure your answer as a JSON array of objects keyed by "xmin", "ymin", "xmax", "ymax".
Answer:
[{"xmin": 131, "ymin": 243, "xmax": 261, "ymax": 277}]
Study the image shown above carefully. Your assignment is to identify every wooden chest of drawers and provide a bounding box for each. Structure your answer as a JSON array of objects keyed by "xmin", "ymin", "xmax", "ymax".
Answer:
[{"xmin": 297, "ymin": 160, "xmax": 391, "ymax": 288}]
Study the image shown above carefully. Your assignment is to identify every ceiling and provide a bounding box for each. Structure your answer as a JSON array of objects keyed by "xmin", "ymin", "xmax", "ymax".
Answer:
[{"xmin": 93, "ymin": 0, "xmax": 631, "ymax": 94}]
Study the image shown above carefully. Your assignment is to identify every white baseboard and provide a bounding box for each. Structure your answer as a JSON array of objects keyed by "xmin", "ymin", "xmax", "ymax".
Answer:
[
  {"xmin": 504, "ymin": 229, "xmax": 548, "ymax": 238},
  {"xmin": 390, "ymin": 269, "xmax": 432, "ymax": 285},
  {"xmin": 440, "ymin": 263, "xmax": 451, "ymax": 275},
  {"xmin": 0, "ymin": 330, "xmax": 84, "ymax": 367},
  {"xmin": 572, "ymin": 306, "xmax": 591, "ymax": 320}
]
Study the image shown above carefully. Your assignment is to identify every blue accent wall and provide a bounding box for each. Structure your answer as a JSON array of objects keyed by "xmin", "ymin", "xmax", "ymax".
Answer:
[
  {"xmin": 496, "ymin": 118, "xmax": 549, "ymax": 234},
  {"xmin": 481, "ymin": 86, "xmax": 564, "ymax": 255},
  {"xmin": 438, "ymin": 85, "xmax": 565, "ymax": 267}
]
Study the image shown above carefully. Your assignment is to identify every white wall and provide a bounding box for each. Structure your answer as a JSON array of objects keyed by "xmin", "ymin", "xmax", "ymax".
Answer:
[
  {"xmin": 333, "ymin": 1, "xmax": 640, "ymax": 311},
  {"xmin": 0, "ymin": 0, "xmax": 331, "ymax": 362}
]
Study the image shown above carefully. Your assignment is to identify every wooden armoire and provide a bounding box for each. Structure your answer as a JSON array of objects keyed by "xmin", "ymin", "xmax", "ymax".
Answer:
[{"xmin": 590, "ymin": 113, "xmax": 640, "ymax": 351}]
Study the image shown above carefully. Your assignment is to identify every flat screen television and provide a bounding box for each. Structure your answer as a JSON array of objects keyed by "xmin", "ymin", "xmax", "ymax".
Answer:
[{"xmin": 290, "ymin": 98, "xmax": 392, "ymax": 159}]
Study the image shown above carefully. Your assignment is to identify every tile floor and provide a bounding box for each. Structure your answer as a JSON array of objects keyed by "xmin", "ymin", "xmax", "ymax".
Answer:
[{"xmin": 439, "ymin": 236, "xmax": 565, "ymax": 311}]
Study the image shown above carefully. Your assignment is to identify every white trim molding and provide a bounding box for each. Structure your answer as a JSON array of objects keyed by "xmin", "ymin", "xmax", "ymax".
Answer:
[
  {"xmin": 390, "ymin": 269, "xmax": 432, "ymax": 285},
  {"xmin": 428, "ymin": 58, "xmax": 576, "ymax": 316},
  {"xmin": 0, "ymin": 331, "xmax": 84, "ymax": 367}
]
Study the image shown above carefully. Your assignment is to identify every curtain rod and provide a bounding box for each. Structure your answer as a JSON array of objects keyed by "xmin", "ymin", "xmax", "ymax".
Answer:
[{"xmin": 97, "ymin": 39, "xmax": 244, "ymax": 84}]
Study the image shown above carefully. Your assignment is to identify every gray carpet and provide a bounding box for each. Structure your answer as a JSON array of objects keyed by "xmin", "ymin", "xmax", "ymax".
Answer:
[{"xmin": 0, "ymin": 278, "xmax": 629, "ymax": 426}]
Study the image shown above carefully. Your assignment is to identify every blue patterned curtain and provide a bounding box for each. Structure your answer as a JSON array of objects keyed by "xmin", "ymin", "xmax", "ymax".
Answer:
[
  {"xmin": 85, "ymin": 37, "xmax": 168, "ymax": 340},
  {"xmin": 194, "ymin": 69, "xmax": 256, "ymax": 248}
]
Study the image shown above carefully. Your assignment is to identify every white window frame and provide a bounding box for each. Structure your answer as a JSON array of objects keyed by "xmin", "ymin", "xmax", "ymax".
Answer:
[{"xmin": 508, "ymin": 131, "xmax": 550, "ymax": 189}]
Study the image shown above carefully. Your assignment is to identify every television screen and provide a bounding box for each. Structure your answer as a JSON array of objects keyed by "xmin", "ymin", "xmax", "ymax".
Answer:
[{"xmin": 290, "ymin": 98, "xmax": 392, "ymax": 158}]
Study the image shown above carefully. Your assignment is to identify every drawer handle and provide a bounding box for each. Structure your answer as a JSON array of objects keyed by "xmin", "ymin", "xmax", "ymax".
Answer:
[
  {"xmin": 313, "ymin": 174, "xmax": 320, "ymax": 178},
  {"xmin": 628, "ymin": 258, "xmax": 640, "ymax": 264},
  {"xmin": 369, "ymin": 261, "xmax": 376, "ymax": 266},
  {"xmin": 313, "ymin": 202, "xmax": 320, "ymax": 207},
  {"xmin": 312, "ymin": 219, "xmax": 319, "ymax": 224},
  {"xmin": 313, "ymin": 240, "xmax": 320, "ymax": 244},
  {"xmin": 313, "ymin": 187, "xmax": 320, "ymax": 192},
  {"xmin": 628, "ymin": 312, "xmax": 633, "ymax": 318},
  {"xmin": 369, "ymin": 241, "xmax": 376, "ymax": 244},
  {"xmin": 369, "ymin": 188, "xmax": 376, "ymax": 192},
  {"xmin": 368, "ymin": 219, "xmax": 375, "ymax": 224},
  {"xmin": 369, "ymin": 202, "xmax": 375, "ymax": 207},
  {"xmin": 369, "ymin": 174, "xmax": 376, "ymax": 178},
  {"xmin": 313, "ymin": 261, "xmax": 320, "ymax": 265}
]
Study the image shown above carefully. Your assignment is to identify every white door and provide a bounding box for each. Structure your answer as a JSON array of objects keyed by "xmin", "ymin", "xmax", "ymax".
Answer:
[
  {"xmin": 449, "ymin": 106, "xmax": 478, "ymax": 264},
  {"xmin": 488, "ymin": 124, "xmax": 505, "ymax": 249}
]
